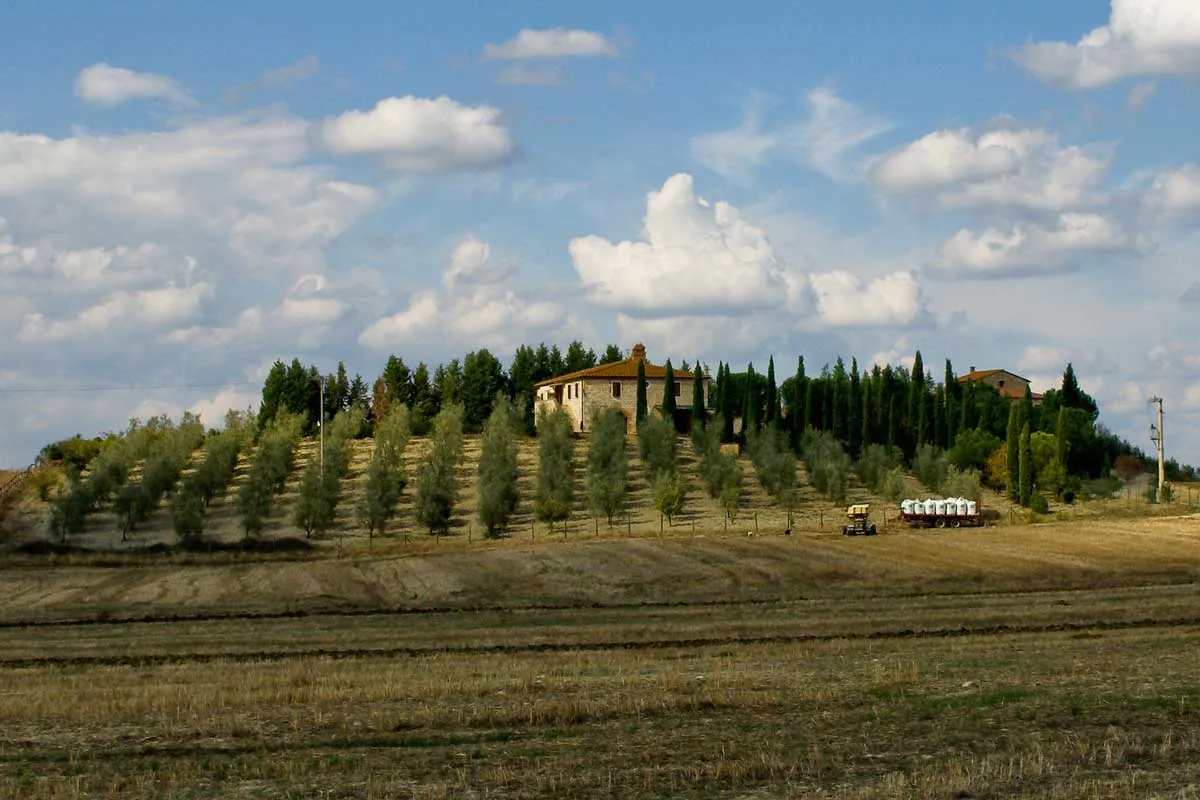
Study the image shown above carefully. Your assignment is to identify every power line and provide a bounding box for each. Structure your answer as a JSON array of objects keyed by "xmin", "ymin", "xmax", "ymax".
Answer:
[{"xmin": 0, "ymin": 380, "xmax": 260, "ymax": 395}]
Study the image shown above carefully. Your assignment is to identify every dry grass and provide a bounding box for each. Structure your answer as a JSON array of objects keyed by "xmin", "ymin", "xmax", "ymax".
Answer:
[
  {"xmin": 1, "ymin": 610, "xmax": 1198, "ymax": 797},
  {"xmin": 1, "ymin": 513, "xmax": 1199, "ymax": 796}
]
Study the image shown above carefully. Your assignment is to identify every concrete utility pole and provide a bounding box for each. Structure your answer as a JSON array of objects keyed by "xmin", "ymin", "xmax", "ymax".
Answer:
[{"xmin": 1149, "ymin": 396, "xmax": 1165, "ymax": 502}]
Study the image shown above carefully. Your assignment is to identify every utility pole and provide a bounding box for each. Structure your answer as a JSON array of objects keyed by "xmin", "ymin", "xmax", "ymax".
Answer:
[
  {"xmin": 1149, "ymin": 396, "xmax": 1165, "ymax": 502},
  {"xmin": 319, "ymin": 374, "xmax": 325, "ymax": 482}
]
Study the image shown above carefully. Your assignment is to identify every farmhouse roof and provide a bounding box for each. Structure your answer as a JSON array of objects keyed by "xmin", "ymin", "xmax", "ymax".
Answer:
[
  {"xmin": 534, "ymin": 343, "xmax": 696, "ymax": 387},
  {"xmin": 957, "ymin": 367, "xmax": 1043, "ymax": 401}
]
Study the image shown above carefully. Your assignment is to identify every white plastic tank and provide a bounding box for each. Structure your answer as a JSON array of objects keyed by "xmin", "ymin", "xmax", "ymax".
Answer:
[
  {"xmin": 966, "ymin": 500, "xmax": 977, "ymax": 516},
  {"xmin": 924, "ymin": 499, "xmax": 936, "ymax": 515},
  {"xmin": 934, "ymin": 499, "xmax": 947, "ymax": 515},
  {"xmin": 955, "ymin": 499, "xmax": 967, "ymax": 515}
]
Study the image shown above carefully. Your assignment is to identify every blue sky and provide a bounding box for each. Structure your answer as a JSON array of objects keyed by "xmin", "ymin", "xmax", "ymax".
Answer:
[{"xmin": 2, "ymin": 0, "xmax": 1200, "ymax": 467}]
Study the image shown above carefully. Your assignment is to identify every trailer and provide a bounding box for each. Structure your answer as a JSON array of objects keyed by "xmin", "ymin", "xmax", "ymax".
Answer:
[{"xmin": 899, "ymin": 498, "xmax": 982, "ymax": 529}]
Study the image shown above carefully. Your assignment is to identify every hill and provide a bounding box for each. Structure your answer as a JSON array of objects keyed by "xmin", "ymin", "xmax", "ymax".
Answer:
[{"xmin": 3, "ymin": 432, "xmax": 1023, "ymax": 552}]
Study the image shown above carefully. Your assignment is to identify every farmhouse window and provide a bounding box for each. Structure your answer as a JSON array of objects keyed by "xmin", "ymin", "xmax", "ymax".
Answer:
[
  {"xmin": 566, "ymin": 385, "xmax": 572, "ymax": 400},
  {"xmin": 673, "ymin": 381, "xmax": 681, "ymax": 397},
  {"xmin": 612, "ymin": 381, "xmax": 621, "ymax": 398}
]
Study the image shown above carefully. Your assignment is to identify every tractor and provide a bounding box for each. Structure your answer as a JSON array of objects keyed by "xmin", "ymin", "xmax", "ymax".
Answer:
[{"xmin": 842, "ymin": 503, "xmax": 877, "ymax": 536}]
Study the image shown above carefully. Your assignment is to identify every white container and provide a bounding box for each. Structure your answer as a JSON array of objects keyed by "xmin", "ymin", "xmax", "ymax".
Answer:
[
  {"xmin": 934, "ymin": 500, "xmax": 947, "ymax": 515},
  {"xmin": 901, "ymin": 500, "xmax": 912, "ymax": 514},
  {"xmin": 966, "ymin": 500, "xmax": 977, "ymax": 516}
]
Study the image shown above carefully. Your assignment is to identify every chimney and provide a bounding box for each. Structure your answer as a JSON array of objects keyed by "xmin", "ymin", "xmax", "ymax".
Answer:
[
  {"xmin": 969, "ymin": 365, "xmax": 976, "ymax": 373},
  {"xmin": 631, "ymin": 343, "xmax": 646, "ymax": 361}
]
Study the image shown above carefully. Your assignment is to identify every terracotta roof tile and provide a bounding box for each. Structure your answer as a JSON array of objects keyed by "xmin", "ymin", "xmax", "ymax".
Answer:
[{"xmin": 535, "ymin": 358, "xmax": 694, "ymax": 387}]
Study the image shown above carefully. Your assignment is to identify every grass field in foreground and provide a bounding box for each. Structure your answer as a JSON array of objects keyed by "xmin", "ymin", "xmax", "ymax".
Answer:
[{"xmin": 2, "ymin": 588, "xmax": 1199, "ymax": 798}]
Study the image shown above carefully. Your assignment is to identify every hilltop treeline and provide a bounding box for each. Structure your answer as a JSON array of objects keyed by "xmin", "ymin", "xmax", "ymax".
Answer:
[{"xmin": 37, "ymin": 342, "xmax": 1191, "ymax": 523}]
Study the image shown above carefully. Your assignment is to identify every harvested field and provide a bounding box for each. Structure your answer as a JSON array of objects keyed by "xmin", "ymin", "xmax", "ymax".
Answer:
[{"xmin": 1, "ymin": 517, "xmax": 1200, "ymax": 797}]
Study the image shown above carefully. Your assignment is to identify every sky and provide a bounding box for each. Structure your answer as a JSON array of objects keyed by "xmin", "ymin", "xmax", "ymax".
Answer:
[{"xmin": 2, "ymin": 0, "xmax": 1200, "ymax": 467}]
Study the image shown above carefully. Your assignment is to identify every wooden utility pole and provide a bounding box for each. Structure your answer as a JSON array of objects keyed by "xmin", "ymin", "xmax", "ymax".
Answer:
[{"xmin": 1149, "ymin": 396, "xmax": 1165, "ymax": 502}]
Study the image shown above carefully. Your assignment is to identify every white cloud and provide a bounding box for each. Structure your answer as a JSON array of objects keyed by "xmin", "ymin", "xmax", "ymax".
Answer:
[
  {"xmin": 227, "ymin": 55, "xmax": 320, "ymax": 102},
  {"xmin": 19, "ymin": 281, "xmax": 212, "ymax": 342},
  {"xmin": 934, "ymin": 212, "xmax": 1142, "ymax": 277},
  {"xmin": 569, "ymin": 173, "xmax": 790, "ymax": 314},
  {"xmin": 809, "ymin": 270, "xmax": 928, "ymax": 327},
  {"xmin": 0, "ymin": 111, "xmax": 377, "ymax": 274},
  {"xmin": 482, "ymin": 28, "xmax": 616, "ymax": 60},
  {"xmin": 1013, "ymin": 0, "xmax": 1200, "ymax": 88},
  {"xmin": 869, "ymin": 126, "xmax": 1111, "ymax": 212},
  {"xmin": 1144, "ymin": 163, "xmax": 1200, "ymax": 216},
  {"xmin": 359, "ymin": 236, "xmax": 565, "ymax": 350},
  {"xmin": 495, "ymin": 65, "xmax": 567, "ymax": 86},
  {"xmin": 75, "ymin": 62, "xmax": 194, "ymax": 108},
  {"xmin": 315, "ymin": 95, "xmax": 516, "ymax": 171},
  {"xmin": 189, "ymin": 386, "xmax": 261, "ymax": 429},
  {"xmin": 690, "ymin": 87, "xmax": 891, "ymax": 182},
  {"xmin": 443, "ymin": 234, "xmax": 509, "ymax": 290},
  {"xmin": 869, "ymin": 336, "xmax": 913, "ymax": 370}
]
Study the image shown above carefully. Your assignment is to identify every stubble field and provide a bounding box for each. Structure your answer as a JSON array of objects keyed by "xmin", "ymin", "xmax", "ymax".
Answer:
[{"xmin": 1, "ymin": 515, "xmax": 1199, "ymax": 798}]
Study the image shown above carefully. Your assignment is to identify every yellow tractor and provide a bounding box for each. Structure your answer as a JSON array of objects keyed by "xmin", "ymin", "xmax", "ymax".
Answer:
[{"xmin": 842, "ymin": 503, "xmax": 877, "ymax": 536}]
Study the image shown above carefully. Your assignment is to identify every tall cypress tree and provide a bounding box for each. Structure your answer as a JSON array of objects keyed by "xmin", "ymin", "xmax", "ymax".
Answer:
[
  {"xmin": 849, "ymin": 358, "xmax": 862, "ymax": 457},
  {"xmin": 1022, "ymin": 384, "xmax": 1036, "ymax": 433},
  {"xmin": 805, "ymin": 380, "xmax": 817, "ymax": 433},
  {"xmin": 635, "ymin": 358, "xmax": 648, "ymax": 430},
  {"xmin": 960, "ymin": 378, "xmax": 975, "ymax": 431},
  {"xmin": 944, "ymin": 359, "xmax": 957, "ymax": 448},
  {"xmin": 662, "ymin": 359, "xmax": 677, "ymax": 427},
  {"xmin": 861, "ymin": 380, "xmax": 872, "ymax": 450},
  {"xmin": 791, "ymin": 356, "xmax": 806, "ymax": 452},
  {"xmin": 1006, "ymin": 402, "xmax": 1020, "ymax": 501},
  {"xmin": 933, "ymin": 385, "xmax": 946, "ymax": 452},
  {"xmin": 764, "ymin": 356, "xmax": 778, "ymax": 428},
  {"xmin": 740, "ymin": 363, "xmax": 758, "ymax": 438},
  {"xmin": 1018, "ymin": 422, "xmax": 1033, "ymax": 506},
  {"xmin": 721, "ymin": 363, "xmax": 735, "ymax": 444},
  {"xmin": 887, "ymin": 395, "xmax": 898, "ymax": 449},
  {"xmin": 692, "ymin": 362, "xmax": 706, "ymax": 429},
  {"xmin": 908, "ymin": 351, "xmax": 925, "ymax": 453}
]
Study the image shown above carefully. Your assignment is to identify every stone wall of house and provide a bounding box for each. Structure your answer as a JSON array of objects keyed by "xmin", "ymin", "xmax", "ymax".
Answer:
[{"xmin": 536, "ymin": 372, "xmax": 707, "ymax": 434}]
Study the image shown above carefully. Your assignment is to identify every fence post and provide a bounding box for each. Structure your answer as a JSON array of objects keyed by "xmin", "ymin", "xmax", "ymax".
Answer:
[
  {"xmin": 754, "ymin": 512, "xmax": 758, "ymax": 533},
  {"xmin": 819, "ymin": 510, "xmax": 824, "ymax": 530},
  {"xmin": 627, "ymin": 512, "xmax": 631, "ymax": 536}
]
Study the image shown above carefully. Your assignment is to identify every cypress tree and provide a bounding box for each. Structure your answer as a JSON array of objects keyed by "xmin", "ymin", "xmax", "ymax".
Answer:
[
  {"xmin": 740, "ymin": 363, "xmax": 758, "ymax": 438},
  {"xmin": 805, "ymin": 380, "xmax": 817, "ymax": 433},
  {"xmin": 1019, "ymin": 422, "xmax": 1033, "ymax": 506},
  {"xmin": 933, "ymin": 385, "xmax": 946, "ymax": 452},
  {"xmin": 1022, "ymin": 384, "xmax": 1036, "ymax": 433},
  {"xmin": 1006, "ymin": 402, "xmax": 1020, "ymax": 501},
  {"xmin": 721, "ymin": 364, "xmax": 735, "ymax": 444},
  {"xmin": 861, "ymin": 380, "xmax": 872, "ymax": 450},
  {"xmin": 764, "ymin": 356, "xmax": 778, "ymax": 428},
  {"xmin": 662, "ymin": 359, "xmax": 677, "ymax": 425},
  {"xmin": 849, "ymin": 358, "xmax": 862, "ymax": 456},
  {"xmin": 960, "ymin": 378, "xmax": 975, "ymax": 431},
  {"xmin": 692, "ymin": 362, "xmax": 706, "ymax": 429},
  {"xmin": 791, "ymin": 356, "xmax": 806, "ymax": 453},
  {"xmin": 944, "ymin": 359, "xmax": 957, "ymax": 448},
  {"xmin": 887, "ymin": 395, "xmax": 898, "ymax": 449},
  {"xmin": 635, "ymin": 358, "xmax": 648, "ymax": 430},
  {"xmin": 1061, "ymin": 363, "xmax": 1082, "ymax": 409},
  {"xmin": 908, "ymin": 351, "xmax": 925, "ymax": 453}
]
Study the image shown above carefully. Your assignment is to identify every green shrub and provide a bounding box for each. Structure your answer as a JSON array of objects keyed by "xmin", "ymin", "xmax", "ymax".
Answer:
[{"xmin": 1030, "ymin": 491, "xmax": 1050, "ymax": 514}]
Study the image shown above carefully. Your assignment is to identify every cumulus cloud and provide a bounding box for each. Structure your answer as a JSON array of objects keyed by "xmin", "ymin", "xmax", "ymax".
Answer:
[
  {"xmin": 690, "ymin": 87, "xmax": 892, "ymax": 182},
  {"xmin": 934, "ymin": 213, "xmax": 1143, "ymax": 277},
  {"xmin": 19, "ymin": 281, "xmax": 213, "ymax": 342},
  {"xmin": 1013, "ymin": 0, "xmax": 1200, "ymax": 88},
  {"xmin": 360, "ymin": 235, "xmax": 564, "ymax": 350},
  {"xmin": 1143, "ymin": 163, "xmax": 1200, "ymax": 216},
  {"xmin": 569, "ymin": 173, "xmax": 790, "ymax": 314},
  {"xmin": 315, "ymin": 95, "xmax": 516, "ymax": 171},
  {"xmin": 869, "ymin": 126, "xmax": 1111, "ymax": 212},
  {"xmin": 482, "ymin": 28, "xmax": 616, "ymax": 60},
  {"xmin": 809, "ymin": 270, "xmax": 928, "ymax": 327},
  {"xmin": 74, "ymin": 62, "xmax": 194, "ymax": 108}
]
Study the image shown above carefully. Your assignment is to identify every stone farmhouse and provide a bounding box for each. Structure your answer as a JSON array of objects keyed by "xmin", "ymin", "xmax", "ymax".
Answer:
[
  {"xmin": 957, "ymin": 367, "xmax": 1043, "ymax": 403},
  {"xmin": 534, "ymin": 343, "xmax": 708, "ymax": 434}
]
